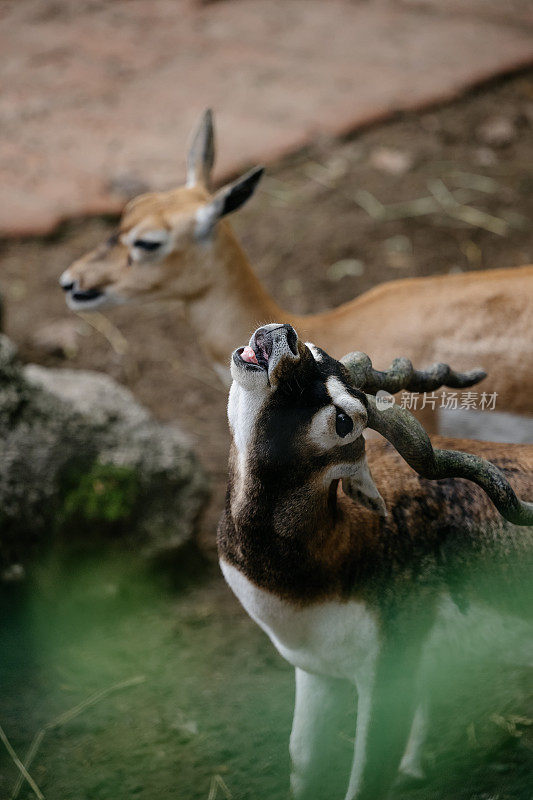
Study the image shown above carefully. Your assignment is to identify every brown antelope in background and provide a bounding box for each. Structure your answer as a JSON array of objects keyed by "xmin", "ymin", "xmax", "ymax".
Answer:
[
  {"xmin": 59, "ymin": 110, "xmax": 533, "ymax": 439},
  {"xmin": 218, "ymin": 323, "xmax": 533, "ymax": 800}
]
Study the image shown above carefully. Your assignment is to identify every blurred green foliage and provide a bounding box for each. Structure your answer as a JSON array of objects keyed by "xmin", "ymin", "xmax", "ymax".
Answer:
[{"xmin": 59, "ymin": 463, "xmax": 140, "ymax": 527}]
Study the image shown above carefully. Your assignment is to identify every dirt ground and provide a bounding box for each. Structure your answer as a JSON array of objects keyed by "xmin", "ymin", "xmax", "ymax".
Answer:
[
  {"xmin": 3, "ymin": 0, "xmax": 533, "ymax": 236},
  {"xmin": 1, "ymin": 73, "xmax": 532, "ymax": 800}
]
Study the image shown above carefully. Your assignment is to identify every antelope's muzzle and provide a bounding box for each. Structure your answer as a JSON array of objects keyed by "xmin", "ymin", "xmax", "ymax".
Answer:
[{"xmin": 234, "ymin": 323, "xmax": 299, "ymax": 376}]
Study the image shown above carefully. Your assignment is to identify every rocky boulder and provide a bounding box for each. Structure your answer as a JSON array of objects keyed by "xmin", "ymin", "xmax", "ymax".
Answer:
[{"xmin": 0, "ymin": 334, "xmax": 208, "ymax": 574}]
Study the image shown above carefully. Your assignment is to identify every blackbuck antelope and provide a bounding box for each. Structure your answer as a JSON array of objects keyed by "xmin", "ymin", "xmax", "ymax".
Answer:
[
  {"xmin": 59, "ymin": 110, "xmax": 533, "ymax": 438},
  {"xmin": 218, "ymin": 323, "xmax": 533, "ymax": 800}
]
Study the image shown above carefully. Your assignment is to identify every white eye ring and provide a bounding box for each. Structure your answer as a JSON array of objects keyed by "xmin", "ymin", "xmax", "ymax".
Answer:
[
  {"xmin": 121, "ymin": 228, "xmax": 169, "ymax": 259},
  {"xmin": 127, "ymin": 232, "xmax": 171, "ymax": 263}
]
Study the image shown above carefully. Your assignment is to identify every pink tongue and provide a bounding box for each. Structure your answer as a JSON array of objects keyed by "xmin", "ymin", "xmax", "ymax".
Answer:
[{"xmin": 241, "ymin": 346, "xmax": 258, "ymax": 365}]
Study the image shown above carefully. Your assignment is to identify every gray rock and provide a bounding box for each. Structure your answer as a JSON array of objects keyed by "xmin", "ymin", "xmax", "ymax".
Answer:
[{"xmin": 0, "ymin": 335, "xmax": 208, "ymax": 571}]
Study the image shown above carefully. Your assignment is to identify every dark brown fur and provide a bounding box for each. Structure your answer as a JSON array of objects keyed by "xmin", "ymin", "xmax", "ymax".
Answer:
[{"xmin": 218, "ymin": 436, "xmax": 533, "ymax": 620}]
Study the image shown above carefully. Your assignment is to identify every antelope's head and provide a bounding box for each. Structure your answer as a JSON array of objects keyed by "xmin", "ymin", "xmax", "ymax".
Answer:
[
  {"xmin": 228, "ymin": 325, "xmax": 533, "ymax": 527},
  {"xmin": 59, "ymin": 110, "xmax": 264, "ymax": 310},
  {"xmin": 228, "ymin": 323, "xmax": 386, "ymax": 518}
]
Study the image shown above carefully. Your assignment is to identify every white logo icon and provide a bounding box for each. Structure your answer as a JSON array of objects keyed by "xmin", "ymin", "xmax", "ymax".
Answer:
[{"xmin": 375, "ymin": 390, "xmax": 395, "ymax": 411}]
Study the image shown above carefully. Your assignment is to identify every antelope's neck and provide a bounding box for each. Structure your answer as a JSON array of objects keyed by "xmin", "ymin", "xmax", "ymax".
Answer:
[
  {"xmin": 185, "ymin": 225, "xmax": 291, "ymax": 369},
  {"xmin": 217, "ymin": 449, "xmax": 367, "ymax": 604}
]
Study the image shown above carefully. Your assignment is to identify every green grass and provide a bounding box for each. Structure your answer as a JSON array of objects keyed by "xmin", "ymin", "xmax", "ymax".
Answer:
[
  {"xmin": 0, "ymin": 552, "xmax": 531, "ymax": 800},
  {"xmin": 0, "ymin": 553, "xmax": 293, "ymax": 800}
]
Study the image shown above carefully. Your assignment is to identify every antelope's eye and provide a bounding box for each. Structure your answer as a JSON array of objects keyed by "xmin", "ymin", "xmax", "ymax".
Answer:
[
  {"xmin": 335, "ymin": 408, "xmax": 353, "ymax": 438},
  {"xmin": 133, "ymin": 239, "xmax": 162, "ymax": 252}
]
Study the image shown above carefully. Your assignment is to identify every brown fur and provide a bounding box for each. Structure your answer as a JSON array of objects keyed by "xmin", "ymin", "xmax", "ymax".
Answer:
[
  {"xmin": 65, "ymin": 178, "xmax": 533, "ymax": 423},
  {"xmin": 218, "ymin": 436, "xmax": 533, "ymax": 619}
]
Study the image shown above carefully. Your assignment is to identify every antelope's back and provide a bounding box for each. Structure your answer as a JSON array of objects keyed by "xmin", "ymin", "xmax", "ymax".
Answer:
[
  {"xmin": 361, "ymin": 437, "xmax": 533, "ymax": 617},
  {"xmin": 309, "ymin": 266, "xmax": 533, "ymax": 416}
]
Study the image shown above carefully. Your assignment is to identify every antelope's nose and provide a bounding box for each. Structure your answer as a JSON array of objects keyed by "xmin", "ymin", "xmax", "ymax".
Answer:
[
  {"xmin": 253, "ymin": 323, "xmax": 298, "ymax": 358},
  {"xmin": 250, "ymin": 323, "xmax": 300, "ymax": 376},
  {"xmin": 59, "ymin": 270, "xmax": 75, "ymax": 292}
]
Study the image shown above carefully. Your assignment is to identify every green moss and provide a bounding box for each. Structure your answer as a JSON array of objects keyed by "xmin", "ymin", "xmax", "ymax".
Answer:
[{"xmin": 60, "ymin": 463, "xmax": 140, "ymax": 525}]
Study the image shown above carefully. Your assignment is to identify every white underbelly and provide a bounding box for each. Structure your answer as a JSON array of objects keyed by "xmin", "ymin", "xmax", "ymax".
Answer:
[
  {"xmin": 221, "ymin": 560, "xmax": 533, "ymax": 690},
  {"xmin": 220, "ymin": 559, "xmax": 380, "ymax": 682}
]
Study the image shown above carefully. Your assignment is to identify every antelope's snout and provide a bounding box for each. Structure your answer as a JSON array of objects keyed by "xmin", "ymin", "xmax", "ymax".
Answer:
[
  {"xmin": 59, "ymin": 271, "xmax": 108, "ymax": 310},
  {"xmin": 59, "ymin": 256, "xmax": 110, "ymax": 311},
  {"xmin": 231, "ymin": 323, "xmax": 300, "ymax": 387}
]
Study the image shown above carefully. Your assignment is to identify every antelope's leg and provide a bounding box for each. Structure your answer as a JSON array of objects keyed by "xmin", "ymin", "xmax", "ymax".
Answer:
[
  {"xmin": 344, "ymin": 637, "xmax": 424, "ymax": 800},
  {"xmin": 290, "ymin": 668, "xmax": 355, "ymax": 800},
  {"xmin": 399, "ymin": 698, "xmax": 427, "ymax": 779}
]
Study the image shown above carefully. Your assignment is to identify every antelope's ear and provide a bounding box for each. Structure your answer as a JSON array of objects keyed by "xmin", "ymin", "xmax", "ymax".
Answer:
[
  {"xmin": 187, "ymin": 109, "xmax": 215, "ymax": 189},
  {"xmin": 194, "ymin": 167, "xmax": 264, "ymax": 238},
  {"xmin": 341, "ymin": 456, "xmax": 387, "ymax": 517}
]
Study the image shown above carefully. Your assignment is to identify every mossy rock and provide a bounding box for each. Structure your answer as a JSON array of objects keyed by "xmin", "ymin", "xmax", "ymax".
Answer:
[
  {"xmin": 59, "ymin": 463, "xmax": 141, "ymax": 528},
  {"xmin": 0, "ymin": 335, "xmax": 208, "ymax": 573}
]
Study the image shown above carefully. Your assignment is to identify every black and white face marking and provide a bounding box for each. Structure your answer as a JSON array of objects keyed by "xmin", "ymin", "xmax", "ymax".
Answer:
[
  {"xmin": 227, "ymin": 325, "xmax": 384, "ymax": 512},
  {"xmin": 228, "ymin": 324, "xmax": 301, "ymax": 468},
  {"xmin": 308, "ymin": 376, "xmax": 367, "ymax": 452},
  {"xmin": 229, "ymin": 323, "xmax": 368, "ymax": 449}
]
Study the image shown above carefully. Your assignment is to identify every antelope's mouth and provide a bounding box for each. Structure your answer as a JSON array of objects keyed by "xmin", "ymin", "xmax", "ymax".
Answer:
[
  {"xmin": 65, "ymin": 286, "xmax": 106, "ymax": 310},
  {"xmin": 235, "ymin": 342, "xmax": 269, "ymax": 372},
  {"xmin": 60, "ymin": 272, "xmax": 108, "ymax": 310},
  {"xmin": 69, "ymin": 288, "xmax": 104, "ymax": 303},
  {"xmin": 233, "ymin": 324, "xmax": 298, "ymax": 373}
]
